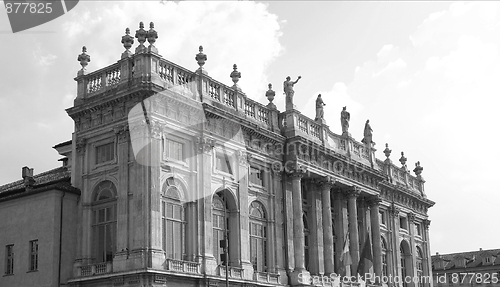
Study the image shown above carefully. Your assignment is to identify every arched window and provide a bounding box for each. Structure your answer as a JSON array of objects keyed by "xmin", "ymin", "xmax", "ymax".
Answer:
[
  {"xmin": 162, "ymin": 178, "xmax": 185, "ymax": 260},
  {"xmin": 92, "ymin": 180, "xmax": 117, "ymax": 263},
  {"xmin": 249, "ymin": 201, "xmax": 267, "ymax": 272},
  {"xmin": 213, "ymin": 192, "xmax": 228, "ymax": 265},
  {"xmin": 381, "ymin": 236, "xmax": 388, "ymax": 276},
  {"xmin": 400, "ymin": 240, "xmax": 412, "ymax": 287},
  {"xmin": 416, "ymin": 246, "xmax": 424, "ymax": 287}
]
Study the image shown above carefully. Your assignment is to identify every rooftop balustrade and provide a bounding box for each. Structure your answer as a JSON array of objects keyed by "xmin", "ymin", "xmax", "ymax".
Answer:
[{"xmin": 73, "ymin": 23, "xmax": 426, "ymax": 198}]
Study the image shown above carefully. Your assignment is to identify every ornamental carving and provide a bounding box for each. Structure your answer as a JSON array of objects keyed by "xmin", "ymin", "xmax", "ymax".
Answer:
[
  {"xmin": 286, "ymin": 162, "xmax": 307, "ymax": 179},
  {"xmin": 76, "ymin": 138, "xmax": 87, "ymax": 155},
  {"xmin": 407, "ymin": 212, "xmax": 416, "ymax": 223},
  {"xmin": 150, "ymin": 120, "xmax": 163, "ymax": 139},
  {"xmin": 196, "ymin": 137, "xmax": 215, "ymax": 154},
  {"xmin": 114, "ymin": 125, "xmax": 130, "ymax": 143},
  {"xmin": 367, "ymin": 195, "xmax": 382, "ymax": 207},
  {"xmin": 318, "ymin": 175, "xmax": 336, "ymax": 188},
  {"xmin": 422, "ymin": 219, "xmax": 431, "ymax": 230},
  {"xmin": 388, "ymin": 204, "xmax": 400, "ymax": 218},
  {"xmin": 347, "ymin": 186, "xmax": 361, "ymax": 198}
]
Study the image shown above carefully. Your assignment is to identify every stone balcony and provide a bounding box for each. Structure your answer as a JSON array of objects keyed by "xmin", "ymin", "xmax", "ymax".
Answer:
[{"xmin": 76, "ymin": 262, "xmax": 112, "ymax": 277}]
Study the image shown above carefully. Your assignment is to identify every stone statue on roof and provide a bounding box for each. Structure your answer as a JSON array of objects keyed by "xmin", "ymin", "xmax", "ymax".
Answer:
[
  {"xmin": 315, "ymin": 94, "xmax": 325, "ymax": 121},
  {"xmin": 340, "ymin": 106, "xmax": 350, "ymax": 136},
  {"xmin": 361, "ymin": 119, "xmax": 374, "ymax": 146},
  {"xmin": 283, "ymin": 75, "xmax": 301, "ymax": 110}
]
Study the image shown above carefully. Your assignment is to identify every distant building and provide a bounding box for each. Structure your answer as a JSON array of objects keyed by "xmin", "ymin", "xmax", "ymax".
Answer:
[
  {"xmin": 0, "ymin": 164, "xmax": 80, "ymax": 287},
  {"xmin": 432, "ymin": 249, "xmax": 500, "ymax": 287},
  {"xmin": 0, "ymin": 22, "xmax": 435, "ymax": 287}
]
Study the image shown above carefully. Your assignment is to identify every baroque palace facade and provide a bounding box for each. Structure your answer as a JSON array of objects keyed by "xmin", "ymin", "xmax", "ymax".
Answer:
[{"xmin": 0, "ymin": 22, "xmax": 435, "ymax": 287}]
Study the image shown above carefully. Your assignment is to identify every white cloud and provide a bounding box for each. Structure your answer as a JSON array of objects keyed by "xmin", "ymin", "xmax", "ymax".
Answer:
[{"xmin": 372, "ymin": 58, "xmax": 407, "ymax": 78}]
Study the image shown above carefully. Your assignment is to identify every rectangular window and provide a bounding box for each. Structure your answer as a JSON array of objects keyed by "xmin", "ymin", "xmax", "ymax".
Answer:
[
  {"xmin": 5, "ymin": 244, "xmax": 14, "ymax": 275},
  {"xmin": 249, "ymin": 167, "xmax": 263, "ymax": 186},
  {"xmin": 165, "ymin": 139, "xmax": 184, "ymax": 161},
  {"xmin": 379, "ymin": 210, "xmax": 386, "ymax": 225},
  {"xmin": 215, "ymin": 152, "xmax": 232, "ymax": 174},
  {"xmin": 400, "ymin": 216, "xmax": 408, "ymax": 230},
  {"xmin": 29, "ymin": 240, "xmax": 38, "ymax": 271},
  {"xmin": 96, "ymin": 142, "xmax": 114, "ymax": 164},
  {"xmin": 415, "ymin": 223, "xmax": 422, "ymax": 236}
]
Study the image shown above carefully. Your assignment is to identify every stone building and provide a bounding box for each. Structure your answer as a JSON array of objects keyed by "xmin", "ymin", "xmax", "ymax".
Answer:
[
  {"xmin": 0, "ymin": 22, "xmax": 435, "ymax": 287},
  {"xmin": 432, "ymin": 249, "xmax": 500, "ymax": 287}
]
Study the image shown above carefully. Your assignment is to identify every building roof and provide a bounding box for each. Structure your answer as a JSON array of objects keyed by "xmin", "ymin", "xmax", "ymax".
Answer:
[
  {"xmin": 432, "ymin": 249, "xmax": 500, "ymax": 270},
  {"xmin": 0, "ymin": 166, "xmax": 79, "ymax": 201}
]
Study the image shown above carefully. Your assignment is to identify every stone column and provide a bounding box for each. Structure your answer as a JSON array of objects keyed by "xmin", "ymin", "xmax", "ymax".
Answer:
[
  {"xmin": 347, "ymin": 187, "xmax": 361, "ymax": 275},
  {"xmin": 289, "ymin": 167, "xmax": 310, "ymax": 284},
  {"xmin": 334, "ymin": 189, "xmax": 348, "ymax": 276},
  {"xmin": 320, "ymin": 177, "xmax": 336, "ymax": 276},
  {"xmin": 369, "ymin": 196, "xmax": 383, "ymax": 283},
  {"xmin": 309, "ymin": 182, "xmax": 324, "ymax": 275}
]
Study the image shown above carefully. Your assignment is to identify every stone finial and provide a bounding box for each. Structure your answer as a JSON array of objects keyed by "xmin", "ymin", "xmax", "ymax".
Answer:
[
  {"xmin": 121, "ymin": 28, "xmax": 134, "ymax": 58},
  {"xmin": 77, "ymin": 46, "xmax": 90, "ymax": 72},
  {"xmin": 399, "ymin": 151, "xmax": 407, "ymax": 168},
  {"xmin": 383, "ymin": 143, "xmax": 392, "ymax": 159},
  {"xmin": 195, "ymin": 45, "xmax": 207, "ymax": 74},
  {"xmin": 147, "ymin": 22, "xmax": 158, "ymax": 47},
  {"xmin": 413, "ymin": 161, "xmax": 423, "ymax": 177},
  {"xmin": 135, "ymin": 22, "xmax": 147, "ymax": 53},
  {"xmin": 266, "ymin": 83, "xmax": 276, "ymax": 109},
  {"xmin": 230, "ymin": 64, "xmax": 241, "ymax": 91}
]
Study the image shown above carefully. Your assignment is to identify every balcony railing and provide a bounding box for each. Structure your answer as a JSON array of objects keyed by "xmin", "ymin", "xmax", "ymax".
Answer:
[
  {"xmin": 165, "ymin": 258, "xmax": 201, "ymax": 274},
  {"xmin": 202, "ymin": 76, "xmax": 274, "ymax": 130},
  {"xmin": 253, "ymin": 271, "xmax": 280, "ymax": 284},
  {"xmin": 83, "ymin": 63, "xmax": 121, "ymax": 96},
  {"xmin": 76, "ymin": 262, "xmax": 112, "ymax": 277},
  {"xmin": 217, "ymin": 265, "xmax": 245, "ymax": 279}
]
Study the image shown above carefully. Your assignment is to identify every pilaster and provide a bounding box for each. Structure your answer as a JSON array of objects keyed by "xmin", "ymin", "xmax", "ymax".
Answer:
[
  {"xmin": 389, "ymin": 205, "xmax": 402, "ymax": 281},
  {"xmin": 273, "ymin": 170, "xmax": 288, "ymax": 283},
  {"xmin": 236, "ymin": 150, "xmax": 253, "ymax": 279},
  {"xmin": 423, "ymin": 220, "xmax": 433, "ymax": 287},
  {"xmin": 196, "ymin": 136, "xmax": 217, "ymax": 274},
  {"xmin": 113, "ymin": 126, "xmax": 131, "ymax": 271}
]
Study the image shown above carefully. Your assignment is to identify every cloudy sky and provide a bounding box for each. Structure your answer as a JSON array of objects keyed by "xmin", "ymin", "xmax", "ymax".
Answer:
[{"xmin": 1, "ymin": 1, "xmax": 499, "ymax": 254}]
